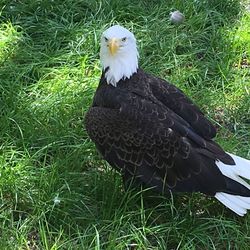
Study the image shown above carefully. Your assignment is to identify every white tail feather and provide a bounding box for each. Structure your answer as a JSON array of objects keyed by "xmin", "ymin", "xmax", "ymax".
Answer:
[
  {"xmin": 215, "ymin": 153, "xmax": 250, "ymax": 216},
  {"xmin": 215, "ymin": 193, "xmax": 250, "ymax": 216}
]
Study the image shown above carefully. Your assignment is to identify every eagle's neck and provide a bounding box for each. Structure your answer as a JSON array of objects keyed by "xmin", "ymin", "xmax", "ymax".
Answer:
[{"xmin": 100, "ymin": 52, "xmax": 138, "ymax": 87}]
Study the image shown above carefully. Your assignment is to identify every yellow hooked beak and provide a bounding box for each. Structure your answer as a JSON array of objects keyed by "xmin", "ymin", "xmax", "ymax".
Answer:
[{"xmin": 108, "ymin": 38, "xmax": 120, "ymax": 56}]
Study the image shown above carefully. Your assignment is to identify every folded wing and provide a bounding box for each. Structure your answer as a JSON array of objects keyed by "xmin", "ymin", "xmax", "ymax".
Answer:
[{"xmin": 85, "ymin": 87, "xmax": 231, "ymax": 195}]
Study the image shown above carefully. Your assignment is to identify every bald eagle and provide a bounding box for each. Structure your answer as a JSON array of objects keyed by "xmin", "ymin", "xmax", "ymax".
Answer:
[{"xmin": 85, "ymin": 25, "xmax": 250, "ymax": 216}]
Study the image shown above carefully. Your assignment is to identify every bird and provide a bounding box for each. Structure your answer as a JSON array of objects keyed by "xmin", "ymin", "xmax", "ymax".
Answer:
[{"xmin": 85, "ymin": 25, "xmax": 250, "ymax": 216}]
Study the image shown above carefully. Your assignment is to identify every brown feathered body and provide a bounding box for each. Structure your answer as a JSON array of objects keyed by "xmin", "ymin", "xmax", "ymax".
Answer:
[{"xmin": 85, "ymin": 69, "xmax": 250, "ymax": 197}]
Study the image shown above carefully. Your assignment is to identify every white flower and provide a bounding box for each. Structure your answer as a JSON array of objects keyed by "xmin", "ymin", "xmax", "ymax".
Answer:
[{"xmin": 53, "ymin": 195, "xmax": 61, "ymax": 205}]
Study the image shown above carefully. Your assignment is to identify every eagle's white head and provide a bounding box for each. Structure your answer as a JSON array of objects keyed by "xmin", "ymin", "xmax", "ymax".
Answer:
[{"xmin": 100, "ymin": 25, "xmax": 139, "ymax": 87}]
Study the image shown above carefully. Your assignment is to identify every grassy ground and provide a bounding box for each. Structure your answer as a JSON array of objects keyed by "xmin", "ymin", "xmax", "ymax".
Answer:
[{"xmin": 0, "ymin": 0, "xmax": 249, "ymax": 249}]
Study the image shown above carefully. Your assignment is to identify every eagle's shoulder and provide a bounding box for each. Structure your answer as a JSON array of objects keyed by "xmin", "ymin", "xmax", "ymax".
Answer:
[{"xmin": 138, "ymin": 70, "xmax": 217, "ymax": 140}]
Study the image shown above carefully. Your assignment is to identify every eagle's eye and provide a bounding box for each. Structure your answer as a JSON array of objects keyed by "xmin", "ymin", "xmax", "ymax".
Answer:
[
  {"xmin": 121, "ymin": 37, "xmax": 127, "ymax": 42},
  {"xmin": 104, "ymin": 37, "xmax": 108, "ymax": 42}
]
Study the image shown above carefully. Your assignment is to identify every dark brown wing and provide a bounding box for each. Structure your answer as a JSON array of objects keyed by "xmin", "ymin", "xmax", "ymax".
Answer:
[
  {"xmin": 148, "ymin": 72, "xmax": 216, "ymax": 139},
  {"xmin": 85, "ymin": 86, "xmax": 232, "ymax": 195}
]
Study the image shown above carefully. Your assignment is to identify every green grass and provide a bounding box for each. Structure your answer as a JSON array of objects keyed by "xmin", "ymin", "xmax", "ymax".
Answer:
[{"xmin": 0, "ymin": 0, "xmax": 249, "ymax": 249}]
